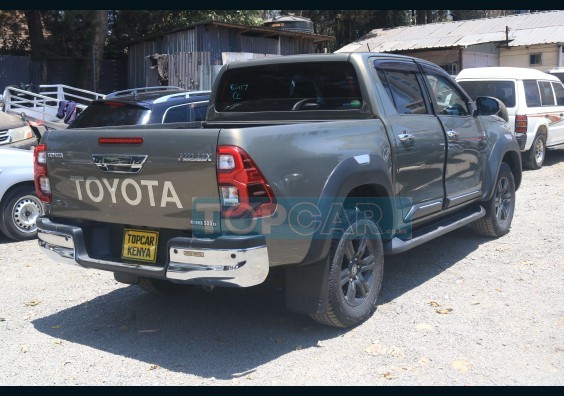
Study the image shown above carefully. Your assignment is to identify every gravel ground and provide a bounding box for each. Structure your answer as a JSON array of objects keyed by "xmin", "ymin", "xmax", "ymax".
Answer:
[{"xmin": 1, "ymin": 150, "xmax": 563, "ymax": 386}]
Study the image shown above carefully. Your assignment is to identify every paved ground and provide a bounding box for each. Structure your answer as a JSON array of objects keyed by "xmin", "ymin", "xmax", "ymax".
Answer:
[{"xmin": 1, "ymin": 150, "xmax": 563, "ymax": 385}]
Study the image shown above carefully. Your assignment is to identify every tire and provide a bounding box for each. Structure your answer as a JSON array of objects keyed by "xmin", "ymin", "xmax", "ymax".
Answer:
[
  {"xmin": 137, "ymin": 277, "xmax": 189, "ymax": 295},
  {"xmin": 311, "ymin": 209, "xmax": 384, "ymax": 328},
  {"xmin": 524, "ymin": 133, "xmax": 546, "ymax": 170},
  {"xmin": 0, "ymin": 185, "xmax": 44, "ymax": 241},
  {"xmin": 471, "ymin": 163, "xmax": 516, "ymax": 238}
]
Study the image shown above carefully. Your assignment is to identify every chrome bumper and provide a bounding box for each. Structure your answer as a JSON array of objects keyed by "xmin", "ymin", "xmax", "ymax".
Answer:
[
  {"xmin": 167, "ymin": 245, "xmax": 269, "ymax": 287},
  {"xmin": 37, "ymin": 217, "xmax": 269, "ymax": 288}
]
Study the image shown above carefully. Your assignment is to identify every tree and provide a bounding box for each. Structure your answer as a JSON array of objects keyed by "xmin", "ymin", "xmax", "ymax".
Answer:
[
  {"xmin": 75, "ymin": 10, "xmax": 109, "ymax": 91},
  {"xmin": 0, "ymin": 11, "xmax": 29, "ymax": 55},
  {"xmin": 450, "ymin": 10, "xmax": 514, "ymax": 21},
  {"xmin": 283, "ymin": 10, "xmax": 411, "ymax": 51}
]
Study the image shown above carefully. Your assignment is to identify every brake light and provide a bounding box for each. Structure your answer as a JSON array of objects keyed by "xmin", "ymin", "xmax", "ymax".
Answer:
[
  {"xmin": 216, "ymin": 145, "xmax": 276, "ymax": 218},
  {"xmin": 515, "ymin": 115, "xmax": 528, "ymax": 133},
  {"xmin": 98, "ymin": 137, "xmax": 144, "ymax": 145},
  {"xmin": 103, "ymin": 101, "xmax": 125, "ymax": 108},
  {"xmin": 33, "ymin": 144, "xmax": 51, "ymax": 203}
]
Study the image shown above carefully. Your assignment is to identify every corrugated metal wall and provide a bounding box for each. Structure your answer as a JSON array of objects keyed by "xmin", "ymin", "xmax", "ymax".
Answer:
[
  {"xmin": 240, "ymin": 36, "xmax": 279, "ymax": 54},
  {"xmin": 1, "ymin": 55, "xmax": 125, "ymax": 94},
  {"xmin": 0, "ymin": 55, "xmax": 39, "ymax": 93},
  {"xmin": 168, "ymin": 52, "xmax": 211, "ymax": 90}
]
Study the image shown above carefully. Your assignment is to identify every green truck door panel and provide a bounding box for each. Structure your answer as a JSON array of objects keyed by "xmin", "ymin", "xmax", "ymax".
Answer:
[{"xmin": 420, "ymin": 65, "xmax": 486, "ymax": 207}]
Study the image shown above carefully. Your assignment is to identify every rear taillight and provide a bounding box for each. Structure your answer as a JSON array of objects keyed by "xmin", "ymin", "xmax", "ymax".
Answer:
[
  {"xmin": 33, "ymin": 144, "xmax": 51, "ymax": 203},
  {"xmin": 515, "ymin": 115, "xmax": 528, "ymax": 133},
  {"xmin": 216, "ymin": 145, "xmax": 276, "ymax": 218}
]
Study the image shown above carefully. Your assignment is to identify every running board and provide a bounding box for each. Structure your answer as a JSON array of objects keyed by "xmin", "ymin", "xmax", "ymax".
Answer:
[{"xmin": 384, "ymin": 206, "xmax": 485, "ymax": 254}]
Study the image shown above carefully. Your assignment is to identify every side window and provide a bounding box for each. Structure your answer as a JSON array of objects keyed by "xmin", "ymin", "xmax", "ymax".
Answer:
[
  {"xmin": 523, "ymin": 80, "xmax": 542, "ymax": 107},
  {"xmin": 424, "ymin": 73, "xmax": 470, "ymax": 116},
  {"xmin": 376, "ymin": 68, "xmax": 429, "ymax": 115},
  {"xmin": 163, "ymin": 105, "xmax": 189, "ymax": 123},
  {"xmin": 539, "ymin": 81, "xmax": 556, "ymax": 106},
  {"xmin": 552, "ymin": 82, "xmax": 564, "ymax": 106}
]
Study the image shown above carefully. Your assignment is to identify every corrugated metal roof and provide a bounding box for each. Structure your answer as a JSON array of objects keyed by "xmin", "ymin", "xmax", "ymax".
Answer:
[{"xmin": 336, "ymin": 10, "xmax": 564, "ymax": 53}]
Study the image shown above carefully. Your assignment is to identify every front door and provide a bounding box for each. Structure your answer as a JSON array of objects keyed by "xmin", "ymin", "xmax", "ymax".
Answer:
[{"xmin": 420, "ymin": 64, "xmax": 487, "ymax": 208}]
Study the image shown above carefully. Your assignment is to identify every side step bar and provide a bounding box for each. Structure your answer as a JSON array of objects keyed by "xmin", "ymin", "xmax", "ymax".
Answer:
[{"xmin": 384, "ymin": 206, "xmax": 485, "ymax": 254}]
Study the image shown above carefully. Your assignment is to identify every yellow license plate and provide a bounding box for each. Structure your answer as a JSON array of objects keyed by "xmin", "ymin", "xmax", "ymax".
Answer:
[{"xmin": 122, "ymin": 229, "xmax": 159, "ymax": 263}]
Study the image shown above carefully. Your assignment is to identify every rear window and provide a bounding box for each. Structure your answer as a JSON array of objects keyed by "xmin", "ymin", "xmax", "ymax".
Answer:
[
  {"xmin": 69, "ymin": 102, "xmax": 150, "ymax": 128},
  {"xmin": 215, "ymin": 62, "xmax": 363, "ymax": 112},
  {"xmin": 457, "ymin": 80, "xmax": 516, "ymax": 108}
]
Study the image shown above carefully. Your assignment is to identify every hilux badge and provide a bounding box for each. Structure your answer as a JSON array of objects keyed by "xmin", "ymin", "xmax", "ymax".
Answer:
[{"xmin": 178, "ymin": 153, "xmax": 213, "ymax": 162}]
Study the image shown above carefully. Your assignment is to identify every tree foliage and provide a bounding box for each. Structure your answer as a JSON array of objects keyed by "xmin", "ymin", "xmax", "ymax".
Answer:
[
  {"xmin": 283, "ymin": 10, "xmax": 413, "ymax": 51},
  {"xmin": 0, "ymin": 10, "xmax": 29, "ymax": 55}
]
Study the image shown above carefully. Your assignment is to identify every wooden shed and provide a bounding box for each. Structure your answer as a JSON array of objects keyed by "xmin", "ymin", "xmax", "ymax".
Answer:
[{"xmin": 127, "ymin": 20, "xmax": 333, "ymax": 90}]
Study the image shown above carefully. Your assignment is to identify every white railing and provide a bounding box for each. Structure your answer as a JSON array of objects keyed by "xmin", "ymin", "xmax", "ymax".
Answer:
[{"xmin": 2, "ymin": 84, "xmax": 105, "ymax": 123}]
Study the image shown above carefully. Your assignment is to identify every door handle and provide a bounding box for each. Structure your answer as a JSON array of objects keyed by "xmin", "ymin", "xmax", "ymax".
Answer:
[
  {"xmin": 398, "ymin": 133, "xmax": 415, "ymax": 144},
  {"xmin": 446, "ymin": 129, "xmax": 459, "ymax": 140}
]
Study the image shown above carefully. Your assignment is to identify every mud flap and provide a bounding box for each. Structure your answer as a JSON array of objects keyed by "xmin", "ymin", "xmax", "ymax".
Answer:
[{"xmin": 285, "ymin": 259, "xmax": 329, "ymax": 315}]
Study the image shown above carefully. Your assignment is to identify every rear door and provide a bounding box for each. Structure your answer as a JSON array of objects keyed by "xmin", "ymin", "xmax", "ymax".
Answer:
[
  {"xmin": 373, "ymin": 60, "xmax": 446, "ymax": 223},
  {"xmin": 43, "ymin": 127, "xmax": 221, "ymax": 231},
  {"xmin": 420, "ymin": 64, "xmax": 487, "ymax": 207},
  {"xmin": 545, "ymin": 81, "xmax": 564, "ymax": 145}
]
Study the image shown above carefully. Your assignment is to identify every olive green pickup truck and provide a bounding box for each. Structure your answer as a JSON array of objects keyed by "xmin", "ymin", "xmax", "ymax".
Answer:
[{"xmin": 34, "ymin": 53, "xmax": 522, "ymax": 327}]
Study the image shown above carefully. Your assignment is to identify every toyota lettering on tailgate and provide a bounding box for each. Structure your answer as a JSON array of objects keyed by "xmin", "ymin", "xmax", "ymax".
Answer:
[{"xmin": 70, "ymin": 176, "xmax": 183, "ymax": 208}]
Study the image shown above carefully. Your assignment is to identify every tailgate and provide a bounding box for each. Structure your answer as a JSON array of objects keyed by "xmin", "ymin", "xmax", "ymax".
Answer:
[{"xmin": 43, "ymin": 128, "xmax": 220, "ymax": 230}]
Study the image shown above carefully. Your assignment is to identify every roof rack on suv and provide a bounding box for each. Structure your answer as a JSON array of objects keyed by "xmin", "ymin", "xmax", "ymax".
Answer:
[
  {"xmin": 105, "ymin": 86, "xmax": 183, "ymax": 99},
  {"xmin": 152, "ymin": 90, "xmax": 212, "ymax": 104}
]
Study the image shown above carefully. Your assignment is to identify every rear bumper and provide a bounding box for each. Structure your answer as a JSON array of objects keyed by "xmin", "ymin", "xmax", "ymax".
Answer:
[
  {"xmin": 515, "ymin": 133, "xmax": 527, "ymax": 151},
  {"xmin": 37, "ymin": 217, "xmax": 269, "ymax": 287}
]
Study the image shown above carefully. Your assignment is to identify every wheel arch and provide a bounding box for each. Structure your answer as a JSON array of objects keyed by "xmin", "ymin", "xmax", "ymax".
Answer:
[
  {"xmin": 536, "ymin": 123, "xmax": 548, "ymax": 138},
  {"xmin": 501, "ymin": 150, "xmax": 522, "ymax": 190},
  {"xmin": 285, "ymin": 155, "xmax": 394, "ymax": 317},
  {"xmin": 0, "ymin": 181, "xmax": 36, "ymax": 207},
  {"xmin": 482, "ymin": 133, "xmax": 522, "ymax": 201}
]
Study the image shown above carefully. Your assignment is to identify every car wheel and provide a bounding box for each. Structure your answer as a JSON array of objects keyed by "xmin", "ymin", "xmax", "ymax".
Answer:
[
  {"xmin": 0, "ymin": 185, "xmax": 44, "ymax": 241},
  {"xmin": 525, "ymin": 133, "xmax": 546, "ymax": 170},
  {"xmin": 311, "ymin": 209, "xmax": 384, "ymax": 328},
  {"xmin": 471, "ymin": 163, "xmax": 516, "ymax": 238},
  {"xmin": 137, "ymin": 277, "xmax": 189, "ymax": 295}
]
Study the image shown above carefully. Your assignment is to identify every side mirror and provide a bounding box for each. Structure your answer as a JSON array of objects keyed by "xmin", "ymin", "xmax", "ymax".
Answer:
[{"xmin": 474, "ymin": 96, "xmax": 509, "ymax": 122}]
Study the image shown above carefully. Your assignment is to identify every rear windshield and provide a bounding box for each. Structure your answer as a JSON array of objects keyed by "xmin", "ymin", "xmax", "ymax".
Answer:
[
  {"xmin": 457, "ymin": 80, "xmax": 516, "ymax": 108},
  {"xmin": 68, "ymin": 102, "xmax": 150, "ymax": 128},
  {"xmin": 215, "ymin": 61, "xmax": 363, "ymax": 112}
]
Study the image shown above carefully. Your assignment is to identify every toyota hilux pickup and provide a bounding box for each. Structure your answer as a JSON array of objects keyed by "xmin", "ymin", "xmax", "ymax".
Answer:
[{"xmin": 34, "ymin": 53, "xmax": 522, "ymax": 328}]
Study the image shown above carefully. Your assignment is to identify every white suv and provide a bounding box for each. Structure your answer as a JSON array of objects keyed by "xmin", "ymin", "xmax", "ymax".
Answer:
[{"xmin": 456, "ymin": 67, "xmax": 564, "ymax": 169}]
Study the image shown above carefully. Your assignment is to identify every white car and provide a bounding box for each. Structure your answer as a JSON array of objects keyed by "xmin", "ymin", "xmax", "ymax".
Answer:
[
  {"xmin": 0, "ymin": 111, "xmax": 38, "ymax": 150},
  {"xmin": 0, "ymin": 147, "xmax": 44, "ymax": 240},
  {"xmin": 456, "ymin": 67, "xmax": 564, "ymax": 169}
]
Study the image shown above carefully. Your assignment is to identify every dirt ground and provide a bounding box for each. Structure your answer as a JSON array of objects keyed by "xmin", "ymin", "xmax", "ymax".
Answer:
[{"xmin": 0, "ymin": 149, "xmax": 563, "ymax": 385}]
